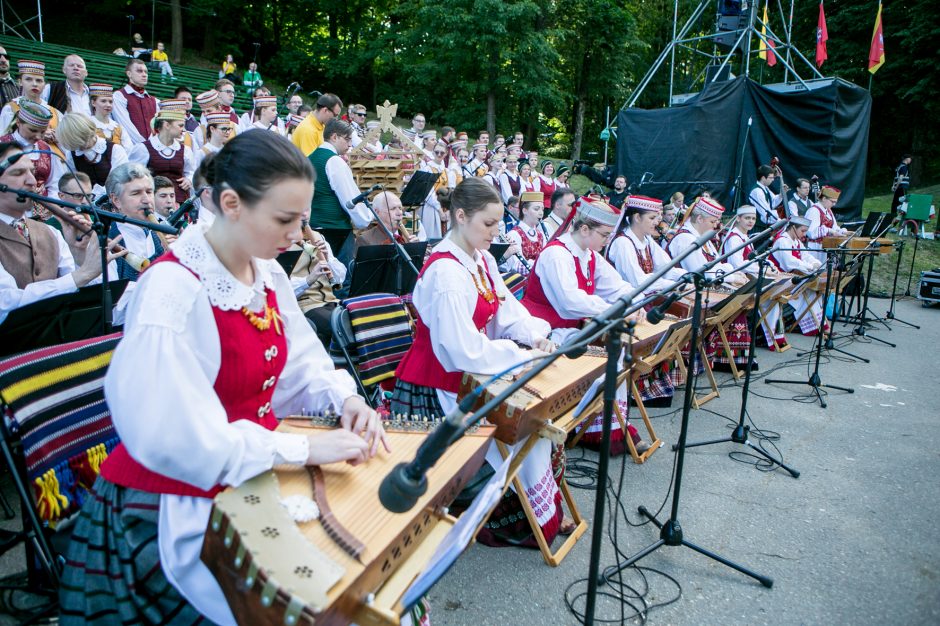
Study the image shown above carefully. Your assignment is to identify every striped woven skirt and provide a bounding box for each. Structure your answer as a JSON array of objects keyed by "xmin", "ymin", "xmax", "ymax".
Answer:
[
  {"xmin": 706, "ymin": 313, "xmax": 753, "ymax": 369},
  {"xmin": 391, "ymin": 380, "xmax": 564, "ymax": 549},
  {"xmin": 59, "ymin": 477, "xmax": 206, "ymax": 625}
]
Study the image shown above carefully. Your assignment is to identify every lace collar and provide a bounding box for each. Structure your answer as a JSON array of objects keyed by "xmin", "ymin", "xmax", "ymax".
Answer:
[{"xmin": 170, "ymin": 223, "xmax": 276, "ymax": 311}]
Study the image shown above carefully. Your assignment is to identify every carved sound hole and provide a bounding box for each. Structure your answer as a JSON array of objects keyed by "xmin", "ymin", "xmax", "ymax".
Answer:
[
  {"xmin": 244, "ymin": 494, "xmax": 261, "ymax": 505},
  {"xmin": 294, "ymin": 565, "xmax": 313, "ymax": 578},
  {"xmin": 261, "ymin": 526, "xmax": 280, "ymax": 538}
]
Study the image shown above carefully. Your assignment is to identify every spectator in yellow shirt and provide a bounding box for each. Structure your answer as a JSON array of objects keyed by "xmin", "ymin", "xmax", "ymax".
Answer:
[
  {"xmin": 220, "ymin": 54, "xmax": 236, "ymax": 81},
  {"xmin": 152, "ymin": 42, "xmax": 174, "ymax": 81},
  {"xmin": 291, "ymin": 92, "xmax": 343, "ymax": 156}
]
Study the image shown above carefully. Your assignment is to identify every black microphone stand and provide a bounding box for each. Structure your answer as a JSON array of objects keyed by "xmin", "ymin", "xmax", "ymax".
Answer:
[
  {"xmin": 376, "ymin": 232, "xmax": 714, "ymax": 626},
  {"xmin": 600, "ymin": 225, "xmax": 785, "ymax": 591},
  {"xmin": 765, "ymin": 250, "xmax": 854, "ymax": 408},
  {"xmin": 885, "ymin": 239, "xmax": 920, "ymax": 329},
  {"xmin": 603, "ymin": 267, "xmax": 773, "ymax": 591},
  {"xmin": 850, "ymin": 229, "xmax": 895, "ymax": 347},
  {"xmin": 0, "ymin": 185, "xmax": 176, "ymax": 334},
  {"xmin": 678, "ymin": 247, "xmax": 800, "ymax": 477}
]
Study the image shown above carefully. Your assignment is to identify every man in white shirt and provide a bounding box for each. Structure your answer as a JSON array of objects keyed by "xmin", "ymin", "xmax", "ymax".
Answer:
[
  {"xmin": 111, "ymin": 59, "xmax": 159, "ymax": 145},
  {"xmin": 42, "ymin": 54, "xmax": 91, "ymax": 116},
  {"xmin": 748, "ymin": 164, "xmax": 787, "ymax": 228},
  {"xmin": 0, "ymin": 143, "xmax": 121, "ymax": 323},
  {"xmin": 307, "ymin": 118, "xmax": 371, "ymax": 263},
  {"xmin": 787, "ymin": 178, "xmax": 813, "ymax": 217}
]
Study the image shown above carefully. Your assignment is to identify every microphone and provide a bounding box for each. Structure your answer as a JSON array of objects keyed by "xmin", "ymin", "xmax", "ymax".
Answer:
[
  {"xmin": 166, "ymin": 196, "xmax": 197, "ymax": 228},
  {"xmin": 345, "ymin": 184, "xmax": 383, "ymax": 211},
  {"xmin": 747, "ymin": 116, "xmax": 753, "ymax": 127},
  {"xmin": 379, "ymin": 391, "xmax": 481, "ymax": 513},
  {"xmin": 647, "ymin": 289, "xmax": 685, "ymax": 324}
]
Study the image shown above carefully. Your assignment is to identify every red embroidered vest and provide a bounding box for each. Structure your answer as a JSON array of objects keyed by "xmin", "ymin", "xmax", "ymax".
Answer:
[
  {"xmin": 144, "ymin": 140, "xmax": 187, "ymax": 203},
  {"xmin": 723, "ymin": 230, "xmax": 753, "ymax": 262},
  {"xmin": 617, "ymin": 233, "xmax": 653, "ymax": 274},
  {"xmin": 522, "ymin": 240, "xmax": 596, "ymax": 329},
  {"xmin": 769, "ymin": 232, "xmax": 801, "ymax": 271},
  {"xmin": 123, "ymin": 88, "xmax": 158, "ymax": 139},
  {"xmin": 395, "ymin": 252, "xmax": 499, "ymax": 393},
  {"xmin": 510, "ymin": 225, "xmax": 545, "ymax": 262},
  {"xmin": 101, "ymin": 252, "xmax": 288, "ymax": 498},
  {"xmin": 539, "ymin": 177, "xmax": 557, "ymax": 209}
]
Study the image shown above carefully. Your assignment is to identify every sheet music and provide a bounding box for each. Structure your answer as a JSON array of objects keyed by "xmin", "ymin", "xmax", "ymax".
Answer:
[{"xmin": 400, "ymin": 450, "xmax": 514, "ymax": 610}]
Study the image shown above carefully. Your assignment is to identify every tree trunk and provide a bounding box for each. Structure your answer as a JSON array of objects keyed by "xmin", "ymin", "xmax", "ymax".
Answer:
[
  {"xmin": 571, "ymin": 96, "xmax": 586, "ymax": 161},
  {"xmin": 487, "ymin": 91, "xmax": 496, "ymax": 137},
  {"xmin": 170, "ymin": 0, "xmax": 182, "ymax": 63},
  {"xmin": 571, "ymin": 53, "xmax": 591, "ymax": 160}
]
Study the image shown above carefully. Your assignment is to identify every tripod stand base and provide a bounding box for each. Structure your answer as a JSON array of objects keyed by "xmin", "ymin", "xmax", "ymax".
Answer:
[
  {"xmin": 885, "ymin": 311, "xmax": 920, "ymax": 329},
  {"xmin": 764, "ymin": 374, "xmax": 854, "ymax": 409},
  {"xmin": 602, "ymin": 506, "xmax": 773, "ymax": 589},
  {"xmin": 852, "ymin": 325, "xmax": 896, "ymax": 348},
  {"xmin": 677, "ymin": 425, "xmax": 801, "ymax": 478}
]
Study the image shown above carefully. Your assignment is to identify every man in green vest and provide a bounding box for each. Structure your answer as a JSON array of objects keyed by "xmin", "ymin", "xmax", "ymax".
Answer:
[{"xmin": 308, "ymin": 118, "xmax": 371, "ymax": 263}]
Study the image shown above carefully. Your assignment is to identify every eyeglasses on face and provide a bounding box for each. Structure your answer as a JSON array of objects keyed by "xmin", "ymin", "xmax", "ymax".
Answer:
[
  {"xmin": 219, "ymin": 89, "xmax": 235, "ymax": 94},
  {"xmin": 61, "ymin": 190, "xmax": 95, "ymax": 202}
]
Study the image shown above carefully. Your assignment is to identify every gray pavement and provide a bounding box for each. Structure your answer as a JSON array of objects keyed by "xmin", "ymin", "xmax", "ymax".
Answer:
[
  {"xmin": 0, "ymin": 299, "xmax": 937, "ymax": 625},
  {"xmin": 428, "ymin": 297, "xmax": 940, "ymax": 625}
]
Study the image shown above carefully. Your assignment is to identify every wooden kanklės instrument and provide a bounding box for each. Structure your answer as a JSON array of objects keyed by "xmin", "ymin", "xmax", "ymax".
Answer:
[{"xmin": 202, "ymin": 419, "xmax": 493, "ymax": 625}]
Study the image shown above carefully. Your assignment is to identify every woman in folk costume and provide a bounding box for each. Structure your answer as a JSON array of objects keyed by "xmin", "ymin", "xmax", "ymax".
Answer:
[
  {"xmin": 607, "ymin": 195, "xmax": 687, "ymax": 406},
  {"xmin": 805, "ymin": 185, "xmax": 848, "ymax": 264},
  {"xmin": 498, "ymin": 153, "xmax": 523, "ymax": 204},
  {"xmin": 554, "ymin": 164, "xmax": 571, "ymax": 189},
  {"xmin": 667, "ymin": 196, "xmax": 751, "ymax": 370},
  {"xmin": 771, "ymin": 215, "xmax": 827, "ymax": 336},
  {"xmin": 127, "ymin": 99, "xmax": 195, "ymax": 204},
  {"xmin": 193, "ymin": 111, "xmax": 234, "ymax": 171},
  {"xmin": 537, "ymin": 160, "xmax": 558, "ymax": 210},
  {"xmin": 60, "ymin": 131, "xmax": 389, "ymax": 625},
  {"xmin": 249, "ymin": 95, "xmax": 283, "ymax": 135},
  {"xmin": 518, "ymin": 161, "xmax": 538, "ymax": 193},
  {"xmin": 722, "ymin": 205, "xmax": 788, "ymax": 350},
  {"xmin": 56, "ymin": 112, "xmax": 129, "ymax": 193},
  {"xmin": 0, "ymin": 60, "xmax": 62, "ymax": 145},
  {"xmin": 88, "ymin": 83, "xmax": 135, "ymax": 153},
  {"xmin": 0, "ymin": 101, "xmax": 67, "ymax": 204},
  {"xmin": 521, "ymin": 195, "xmax": 650, "ymax": 455},
  {"xmin": 417, "ymin": 142, "xmax": 450, "ymax": 239},
  {"xmin": 391, "ymin": 177, "xmax": 571, "ymax": 547},
  {"xmin": 504, "ymin": 190, "xmax": 546, "ymax": 275}
]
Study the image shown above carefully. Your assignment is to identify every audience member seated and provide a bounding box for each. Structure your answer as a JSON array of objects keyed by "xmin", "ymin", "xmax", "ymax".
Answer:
[{"xmin": 152, "ymin": 42, "xmax": 174, "ymax": 80}]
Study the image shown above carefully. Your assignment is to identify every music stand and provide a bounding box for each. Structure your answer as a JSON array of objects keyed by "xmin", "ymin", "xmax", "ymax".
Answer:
[
  {"xmin": 0, "ymin": 280, "xmax": 129, "ymax": 357},
  {"xmin": 349, "ymin": 242, "xmax": 428, "ymax": 297},
  {"xmin": 488, "ymin": 242, "xmax": 510, "ymax": 264}
]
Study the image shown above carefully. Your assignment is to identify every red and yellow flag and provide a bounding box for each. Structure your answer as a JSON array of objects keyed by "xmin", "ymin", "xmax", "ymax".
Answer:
[
  {"xmin": 868, "ymin": 2, "xmax": 885, "ymax": 74},
  {"xmin": 758, "ymin": 2, "xmax": 777, "ymax": 67}
]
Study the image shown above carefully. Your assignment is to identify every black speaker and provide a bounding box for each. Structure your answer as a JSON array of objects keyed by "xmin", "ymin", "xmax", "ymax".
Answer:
[
  {"xmin": 705, "ymin": 64, "xmax": 731, "ymax": 84},
  {"xmin": 714, "ymin": 14, "xmax": 749, "ymax": 49}
]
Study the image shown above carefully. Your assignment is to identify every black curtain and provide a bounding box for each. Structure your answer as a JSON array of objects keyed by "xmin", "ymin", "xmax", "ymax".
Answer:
[{"xmin": 616, "ymin": 77, "xmax": 871, "ymax": 220}]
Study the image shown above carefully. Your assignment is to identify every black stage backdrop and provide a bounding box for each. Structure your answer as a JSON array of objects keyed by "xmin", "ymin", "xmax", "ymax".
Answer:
[{"xmin": 616, "ymin": 77, "xmax": 872, "ymax": 220}]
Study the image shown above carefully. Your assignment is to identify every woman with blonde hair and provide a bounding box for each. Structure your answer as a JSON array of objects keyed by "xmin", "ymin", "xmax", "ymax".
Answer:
[{"xmin": 56, "ymin": 112, "xmax": 128, "ymax": 190}]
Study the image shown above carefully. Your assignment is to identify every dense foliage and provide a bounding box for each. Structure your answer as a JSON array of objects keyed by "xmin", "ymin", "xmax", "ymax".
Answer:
[{"xmin": 33, "ymin": 0, "xmax": 937, "ymax": 186}]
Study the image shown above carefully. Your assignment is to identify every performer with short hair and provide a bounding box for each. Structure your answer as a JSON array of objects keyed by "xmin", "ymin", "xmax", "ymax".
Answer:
[
  {"xmin": 805, "ymin": 185, "xmax": 847, "ymax": 263},
  {"xmin": 59, "ymin": 131, "xmax": 386, "ymax": 626},
  {"xmin": 748, "ymin": 164, "xmax": 785, "ymax": 228},
  {"xmin": 111, "ymin": 58, "xmax": 158, "ymax": 145},
  {"xmin": 788, "ymin": 178, "xmax": 813, "ymax": 217},
  {"xmin": 391, "ymin": 177, "xmax": 566, "ymax": 547}
]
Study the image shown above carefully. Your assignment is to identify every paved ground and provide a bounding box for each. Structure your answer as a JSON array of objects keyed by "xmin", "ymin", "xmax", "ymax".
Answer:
[
  {"xmin": 0, "ymin": 298, "xmax": 937, "ymax": 625},
  {"xmin": 428, "ymin": 297, "xmax": 940, "ymax": 625}
]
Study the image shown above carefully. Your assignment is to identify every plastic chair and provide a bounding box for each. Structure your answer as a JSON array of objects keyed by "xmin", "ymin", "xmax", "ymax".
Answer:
[{"xmin": 901, "ymin": 194, "xmax": 933, "ymax": 237}]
